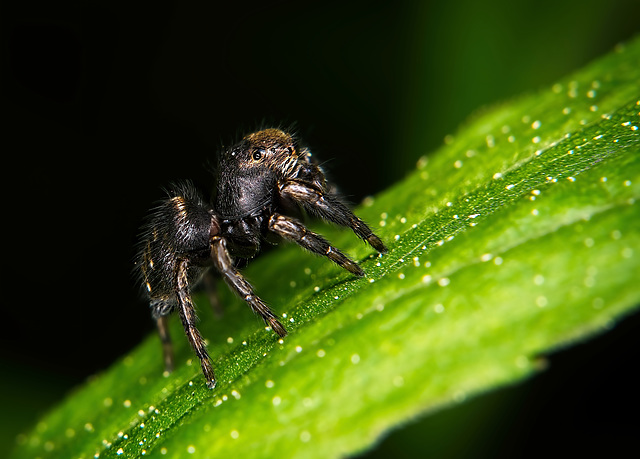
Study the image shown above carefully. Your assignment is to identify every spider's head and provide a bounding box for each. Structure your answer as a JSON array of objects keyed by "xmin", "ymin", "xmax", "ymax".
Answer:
[
  {"xmin": 215, "ymin": 129, "xmax": 309, "ymax": 218},
  {"xmin": 237, "ymin": 128, "xmax": 309, "ymax": 180}
]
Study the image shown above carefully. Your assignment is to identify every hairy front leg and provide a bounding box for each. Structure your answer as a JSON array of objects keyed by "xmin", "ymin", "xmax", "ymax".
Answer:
[
  {"xmin": 268, "ymin": 213, "xmax": 365, "ymax": 276},
  {"xmin": 279, "ymin": 181, "xmax": 387, "ymax": 253}
]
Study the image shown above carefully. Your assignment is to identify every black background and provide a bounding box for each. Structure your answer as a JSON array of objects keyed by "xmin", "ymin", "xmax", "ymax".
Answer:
[{"xmin": 3, "ymin": 1, "xmax": 639, "ymax": 457}]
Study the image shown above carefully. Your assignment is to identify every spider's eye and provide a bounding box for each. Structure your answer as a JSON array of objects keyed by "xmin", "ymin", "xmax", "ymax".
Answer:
[{"xmin": 252, "ymin": 150, "xmax": 263, "ymax": 161}]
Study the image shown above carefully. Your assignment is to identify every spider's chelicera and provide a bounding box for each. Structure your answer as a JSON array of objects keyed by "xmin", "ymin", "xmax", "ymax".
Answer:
[{"xmin": 136, "ymin": 129, "xmax": 387, "ymax": 389}]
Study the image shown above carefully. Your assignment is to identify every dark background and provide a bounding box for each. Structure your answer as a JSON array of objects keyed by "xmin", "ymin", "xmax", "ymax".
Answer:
[{"xmin": 3, "ymin": 1, "xmax": 639, "ymax": 457}]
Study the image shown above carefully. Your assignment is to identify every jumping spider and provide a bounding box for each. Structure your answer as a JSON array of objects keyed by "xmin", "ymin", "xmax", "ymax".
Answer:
[{"xmin": 136, "ymin": 129, "xmax": 387, "ymax": 389}]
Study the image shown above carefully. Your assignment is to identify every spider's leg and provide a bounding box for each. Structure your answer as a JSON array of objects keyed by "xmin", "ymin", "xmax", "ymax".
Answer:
[
  {"xmin": 210, "ymin": 236, "xmax": 287, "ymax": 338},
  {"xmin": 268, "ymin": 213, "xmax": 365, "ymax": 277},
  {"xmin": 175, "ymin": 258, "xmax": 216, "ymax": 389},
  {"xmin": 279, "ymin": 181, "xmax": 387, "ymax": 253},
  {"xmin": 155, "ymin": 315, "xmax": 174, "ymax": 373}
]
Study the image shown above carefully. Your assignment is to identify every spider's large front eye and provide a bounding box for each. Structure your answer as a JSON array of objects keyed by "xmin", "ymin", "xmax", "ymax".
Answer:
[{"xmin": 252, "ymin": 149, "xmax": 264, "ymax": 161}]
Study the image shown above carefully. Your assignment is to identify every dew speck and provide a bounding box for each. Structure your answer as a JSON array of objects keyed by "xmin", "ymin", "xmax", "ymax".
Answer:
[
  {"xmin": 584, "ymin": 276, "xmax": 596, "ymax": 288},
  {"xmin": 422, "ymin": 274, "xmax": 432, "ymax": 284},
  {"xmin": 230, "ymin": 430, "xmax": 240, "ymax": 439},
  {"xmin": 317, "ymin": 349, "xmax": 326, "ymax": 358},
  {"xmin": 434, "ymin": 304, "xmax": 445, "ymax": 314},
  {"xmin": 533, "ymin": 274, "xmax": 545, "ymax": 286},
  {"xmin": 300, "ymin": 431, "xmax": 312, "ymax": 443},
  {"xmin": 453, "ymin": 391, "xmax": 467, "ymax": 403},
  {"xmin": 438, "ymin": 277, "xmax": 450, "ymax": 287},
  {"xmin": 584, "ymin": 237, "xmax": 595, "ymax": 248},
  {"xmin": 515, "ymin": 355, "xmax": 529, "ymax": 369},
  {"xmin": 592, "ymin": 297, "xmax": 605, "ymax": 309},
  {"xmin": 536, "ymin": 296, "xmax": 549, "ymax": 308},
  {"xmin": 187, "ymin": 445, "xmax": 196, "ymax": 454},
  {"xmin": 493, "ymin": 172, "xmax": 503, "ymax": 180},
  {"xmin": 351, "ymin": 354, "xmax": 361, "ymax": 364},
  {"xmin": 398, "ymin": 273, "xmax": 405, "ymax": 280},
  {"xmin": 123, "ymin": 400, "xmax": 131, "ymax": 408},
  {"xmin": 531, "ymin": 120, "xmax": 541, "ymax": 129},
  {"xmin": 272, "ymin": 396, "xmax": 282, "ymax": 406},
  {"xmin": 494, "ymin": 256, "xmax": 503, "ymax": 265}
]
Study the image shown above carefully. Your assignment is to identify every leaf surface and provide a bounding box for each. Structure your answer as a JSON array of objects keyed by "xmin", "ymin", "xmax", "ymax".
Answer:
[{"xmin": 11, "ymin": 38, "xmax": 640, "ymax": 459}]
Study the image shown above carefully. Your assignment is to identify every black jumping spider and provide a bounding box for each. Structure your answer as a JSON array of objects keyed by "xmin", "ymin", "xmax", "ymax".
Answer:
[{"xmin": 136, "ymin": 129, "xmax": 387, "ymax": 389}]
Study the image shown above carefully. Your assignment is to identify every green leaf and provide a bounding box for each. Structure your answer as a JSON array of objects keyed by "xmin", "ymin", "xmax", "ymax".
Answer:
[{"xmin": 12, "ymin": 38, "xmax": 640, "ymax": 459}]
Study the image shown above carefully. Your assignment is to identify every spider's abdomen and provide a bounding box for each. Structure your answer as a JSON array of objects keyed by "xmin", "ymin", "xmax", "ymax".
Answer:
[{"xmin": 136, "ymin": 183, "xmax": 219, "ymax": 316}]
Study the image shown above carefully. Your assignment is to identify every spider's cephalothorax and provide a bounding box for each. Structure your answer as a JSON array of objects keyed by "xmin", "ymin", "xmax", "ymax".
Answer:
[{"xmin": 136, "ymin": 128, "xmax": 387, "ymax": 389}]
